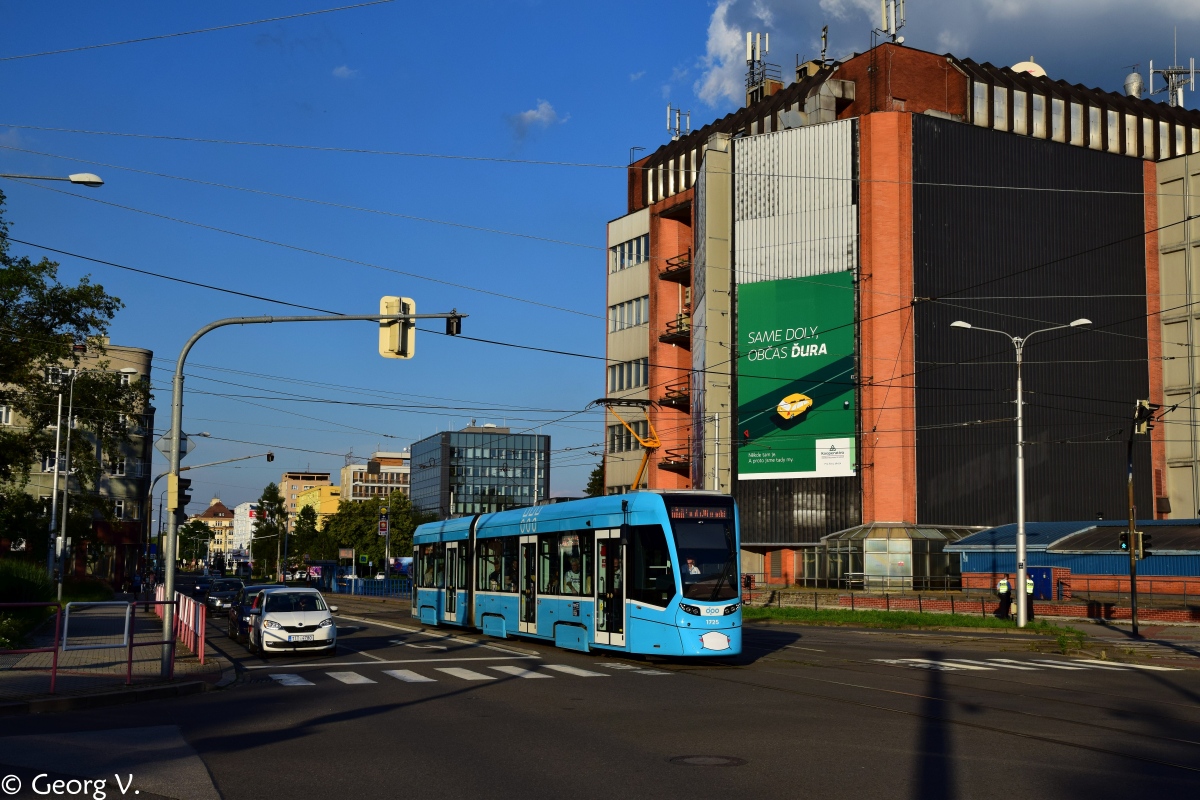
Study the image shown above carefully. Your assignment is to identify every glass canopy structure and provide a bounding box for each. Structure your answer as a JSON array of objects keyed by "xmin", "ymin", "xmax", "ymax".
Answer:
[{"xmin": 797, "ymin": 523, "xmax": 982, "ymax": 591}]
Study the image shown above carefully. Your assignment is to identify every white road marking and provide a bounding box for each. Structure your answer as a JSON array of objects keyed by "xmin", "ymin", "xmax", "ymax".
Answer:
[
  {"xmin": 541, "ymin": 664, "xmax": 609, "ymax": 677},
  {"xmin": 634, "ymin": 670, "xmax": 672, "ymax": 675},
  {"xmin": 1072, "ymin": 658, "xmax": 1180, "ymax": 671},
  {"xmin": 245, "ymin": 655, "xmax": 535, "ymax": 670},
  {"xmin": 268, "ymin": 674, "xmax": 314, "ymax": 686},
  {"xmin": 982, "ymin": 659, "xmax": 1043, "ymax": 670},
  {"xmin": 904, "ymin": 658, "xmax": 993, "ymax": 671},
  {"xmin": 599, "ymin": 663, "xmax": 641, "ymax": 670},
  {"xmin": 327, "ymin": 671, "xmax": 377, "ymax": 684},
  {"xmin": 1025, "ymin": 660, "xmax": 1088, "ymax": 670},
  {"xmin": 405, "ymin": 644, "xmax": 448, "ymax": 651},
  {"xmin": 786, "ymin": 646, "xmax": 826, "ymax": 653},
  {"xmin": 873, "ymin": 659, "xmax": 963, "ymax": 671},
  {"xmin": 1038, "ymin": 659, "xmax": 1124, "ymax": 671},
  {"xmin": 437, "ymin": 667, "xmax": 496, "ymax": 681},
  {"xmin": 490, "ymin": 665, "xmax": 552, "ymax": 679},
  {"xmin": 383, "ymin": 669, "xmax": 436, "ymax": 683}
]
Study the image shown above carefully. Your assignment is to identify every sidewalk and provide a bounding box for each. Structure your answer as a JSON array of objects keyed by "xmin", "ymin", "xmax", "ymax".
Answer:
[
  {"xmin": 330, "ymin": 594, "xmax": 414, "ymax": 626},
  {"xmin": 0, "ymin": 595, "xmax": 230, "ymax": 710}
]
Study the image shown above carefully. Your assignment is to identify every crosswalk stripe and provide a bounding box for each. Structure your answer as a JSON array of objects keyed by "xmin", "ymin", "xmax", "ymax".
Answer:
[
  {"xmin": 1025, "ymin": 660, "xmax": 1088, "ymax": 670},
  {"xmin": 490, "ymin": 665, "xmax": 552, "ymax": 679},
  {"xmin": 985, "ymin": 659, "xmax": 1044, "ymax": 671},
  {"xmin": 948, "ymin": 659, "xmax": 1038, "ymax": 670},
  {"xmin": 1037, "ymin": 660, "xmax": 1124, "ymax": 671},
  {"xmin": 1072, "ymin": 658, "xmax": 1180, "ymax": 672},
  {"xmin": 327, "ymin": 671, "xmax": 377, "ymax": 684},
  {"xmin": 904, "ymin": 658, "xmax": 992, "ymax": 671},
  {"xmin": 268, "ymin": 674, "xmax": 314, "ymax": 686},
  {"xmin": 541, "ymin": 664, "xmax": 609, "ymax": 677},
  {"xmin": 436, "ymin": 667, "xmax": 495, "ymax": 681},
  {"xmin": 600, "ymin": 663, "xmax": 641, "ymax": 670},
  {"xmin": 383, "ymin": 669, "xmax": 436, "ymax": 683}
]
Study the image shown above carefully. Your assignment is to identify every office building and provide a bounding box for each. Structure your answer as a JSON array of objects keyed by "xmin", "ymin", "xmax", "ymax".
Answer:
[
  {"xmin": 279, "ymin": 470, "xmax": 331, "ymax": 531},
  {"xmin": 410, "ymin": 424, "xmax": 550, "ymax": 519},
  {"xmin": 340, "ymin": 451, "xmax": 410, "ymax": 502}
]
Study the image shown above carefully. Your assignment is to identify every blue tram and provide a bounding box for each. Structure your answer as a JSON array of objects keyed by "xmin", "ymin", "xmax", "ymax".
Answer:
[{"xmin": 411, "ymin": 490, "xmax": 741, "ymax": 657}]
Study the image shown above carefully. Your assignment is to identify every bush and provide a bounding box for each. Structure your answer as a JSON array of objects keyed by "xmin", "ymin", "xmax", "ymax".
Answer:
[{"xmin": 0, "ymin": 557, "xmax": 54, "ymax": 603}]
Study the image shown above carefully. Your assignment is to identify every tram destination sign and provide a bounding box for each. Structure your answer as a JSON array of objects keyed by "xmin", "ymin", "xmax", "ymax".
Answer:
[
  {"xmin": 736, "ymin": 272, "xmax": 856, "ymax": 480},
  {"xmin": 668, "ymin": 506, "xmax": 730, "ymax": 520}
]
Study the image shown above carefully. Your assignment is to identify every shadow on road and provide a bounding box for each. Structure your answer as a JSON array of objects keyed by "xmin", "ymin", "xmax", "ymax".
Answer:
[{"xmin": 911, "ymin": 650, "xmax": 955, "ymax": 800}]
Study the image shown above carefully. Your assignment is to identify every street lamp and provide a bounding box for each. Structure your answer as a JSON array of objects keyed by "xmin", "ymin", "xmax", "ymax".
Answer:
[
  {"xmin": 0, "ymin": 172, "xmax": 104, "ymax": 187},
  {"xmin": 951, "ymin": 317, "xmax": 1091, "ymax": 627}
]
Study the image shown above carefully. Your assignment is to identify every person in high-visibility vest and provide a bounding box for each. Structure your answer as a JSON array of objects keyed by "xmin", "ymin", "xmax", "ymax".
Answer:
[
  {"xmin": 996, "ymin": 575, "xmax": 1012, "ymax": 619},
  {"xmin": 1025, "ymin": 575, "xmax": 1036, "ymax": 620}
]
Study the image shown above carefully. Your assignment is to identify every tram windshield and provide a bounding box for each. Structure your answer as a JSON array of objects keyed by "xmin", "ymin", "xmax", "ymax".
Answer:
[{"xmin": 666, "ymin": 501, "xmax": 738, "ymax": 601}]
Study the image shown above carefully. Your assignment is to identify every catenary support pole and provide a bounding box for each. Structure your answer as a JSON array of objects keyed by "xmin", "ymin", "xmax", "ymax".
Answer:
[
  {"xmin": 159, "ymin": 311, "xmax": 461, "ymax": 676},
  {"xmin": 46, "ymin": 392, "xmax": 62, "ymax": 577},
  {"xmin": 1127, "ymin": 418, "xmax": 1139, "ymax": 637},
  {"xmin": 1015, "ymin": 338, "xmax": 1028, "ymax": 628}
]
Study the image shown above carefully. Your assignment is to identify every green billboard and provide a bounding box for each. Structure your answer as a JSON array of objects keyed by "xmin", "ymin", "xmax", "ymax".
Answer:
[{"xmin": 736, "ymin": 272, "xmax": 856, "ymax": 479}]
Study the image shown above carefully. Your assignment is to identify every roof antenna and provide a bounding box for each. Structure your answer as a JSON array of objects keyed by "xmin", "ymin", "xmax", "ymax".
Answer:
[
  {"xmin": 666, "ymin": 104, "xmax": 690, "ymax": 141},
  {"xmin": 876, "ymin": 0, "xmax": 906, "ymax": 44},
  {"xmin": 1148, "ymin": 26, "xmax": 1196, "ymax": 107},
  {"xmin": 821, "ymin": 25, "xmax": 829, "ymax": 63}
]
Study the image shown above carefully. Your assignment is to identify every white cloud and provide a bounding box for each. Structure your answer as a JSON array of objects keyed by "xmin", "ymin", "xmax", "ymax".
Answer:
[
  {"xmin": 332, "ymin": 65, "xmax": 358, "ymax": 79},
  {"xmin": 629, "ymin": 70, "xmax": 646, "ymax": 81},
  {"xmin": 695, "ymin": 0, "xmax": 746, "ymax": 107},
  {"xmin": 507, "ymin": 100, "xmax": 568, "ymax": 140}
]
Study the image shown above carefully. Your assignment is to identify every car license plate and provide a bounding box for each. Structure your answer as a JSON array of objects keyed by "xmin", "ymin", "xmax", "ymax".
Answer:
[{"xmin": 288, "ymin": 634, "xmax": 314, "ymax": 642}]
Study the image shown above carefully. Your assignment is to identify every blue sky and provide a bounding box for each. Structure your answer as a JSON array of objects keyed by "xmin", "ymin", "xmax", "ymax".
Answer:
[{"xmin": 1, "ymin": 0, "xmax": 1196, "ymax": 515}]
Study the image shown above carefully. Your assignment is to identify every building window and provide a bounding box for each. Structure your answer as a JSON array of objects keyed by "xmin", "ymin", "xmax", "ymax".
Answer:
[
  {"xmin": 608, "ymin": 421, "xmax": 650, "ymax": 453},
  {"xmin": 608, "ymin": 296, "xmax": 649, "ymax": 332},
  {"xmin": 1051, "ymin": 97, "xmax": 1065, "ymax": 142},
  {"xmin": 119, "ymin": 373, "xmax": 132, "ymax": 386},
  {"xmin": 1160, "ymin": 120, "xmax": 1171, "ymax": 159},
  {"xmin": 1125, "ymin": 114, "xmax": 1139, "ymax": 156},
  {"xmin": 1177, "ymin": 125, "xmax": 1187, "ymax": 156},
  {"xmin": 1013, "ymin": 90, "xmax": 1027, "ymax": 135},
  {"xmin": 1107, "ymin": 109, "xmax": 1120, "ymax": 153},
  {"xmin": 1032, "ymin": 94, "xmax": 1046, "ymax": 138},
  {"xmin": 0, "ymin": 405, "xmax": 10, "ymax": 426},
  {"xmin": 1088, "ymin": 106, "xmax": 1101, "ymax": 149},
  {"xmin": 992, "ymin": 86, "xmax": 1007, "ymax": 130},
  {"xmin": 112, "ymin": 458, "xmax": 126, "ymax": 476},
  {"xmin": 972, "ymin": 81, "xmax": 988, "ymax": 127},
  {"xmin": 1143, "ymin": 117, "xmax": 1156, "ymax": 159},
  {"xmin": 607, "ymin": 358, "xmax": 648, "ymax": 392},
  {"xmin": 1068, "ymin": 102, "xmax": 1083, "ymax": 146},
  {"xmin": 609, "ymin": 234, "xmax": 649, "ymax": 273},
  {"xmin": 114, "ymin": 499, "xmax": 125, "ymax": 519}
]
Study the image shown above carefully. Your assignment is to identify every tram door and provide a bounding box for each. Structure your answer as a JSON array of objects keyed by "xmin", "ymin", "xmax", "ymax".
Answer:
[
  {"xmin": 444, "ymin": 543, "xmax": 459, "ymax": 621},
  {"xmin": 594, "ymin": 530, "xmax": 625, "ymax": 647},
  {"xmin": 518, "ymin": 535, "xmax": 537, "ymax": 634}
]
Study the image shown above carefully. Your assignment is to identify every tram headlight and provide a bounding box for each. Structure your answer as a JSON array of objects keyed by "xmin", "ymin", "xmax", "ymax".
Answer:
[
  {"xmin": 723, "ymin": 603, "xmax": 740, "ymax": 615},
  {"xmin": 679, "ymin": 603, "xmax": 701, "ymax": 616}
]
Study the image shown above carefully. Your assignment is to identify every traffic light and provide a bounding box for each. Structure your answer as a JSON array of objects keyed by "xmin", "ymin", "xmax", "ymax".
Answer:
[
  {"xmin": 167, "ymin": 475, "xmax": 193, "ymax": 511},
  {"xmin": 1135, "ymin": 399, "xmax": 1160, "ymax": 434},
  {"xmin": 1119, "ymin": 531, "xmax": 1130, "ymax": 551},
  {"xmin": 1136, "ymin": 530, "xmax": 1153, "ymax": 560},
  {"xmin": 378, "ymin": 296, "xmax": 416, "ymax": 359},
  {"xmin": 446, "ymin": 313, "xmax": 462, "ymax": 336},
  {"xmin": 267, "ymin": 451, "xmax": 275, "ymax": 462}
]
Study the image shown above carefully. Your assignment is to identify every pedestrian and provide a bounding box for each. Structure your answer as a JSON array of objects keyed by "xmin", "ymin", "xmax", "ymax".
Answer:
[
  {"xmin": 1025, "ymin": 575, "xmax": 1036, "ymax": 621},
  {"xmin": 996, "ymin": 574, "xmax": 1012, "ymax": 620}
]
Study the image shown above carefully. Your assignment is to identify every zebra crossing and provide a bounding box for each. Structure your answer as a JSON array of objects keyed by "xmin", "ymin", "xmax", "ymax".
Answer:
[
  {"xmin": 873, "ymin": 656, "xmax": 1182, "ymax": 672},
  {"xmin": 266, "ymin": 661, "xmax": 671, "ymax": 687}
]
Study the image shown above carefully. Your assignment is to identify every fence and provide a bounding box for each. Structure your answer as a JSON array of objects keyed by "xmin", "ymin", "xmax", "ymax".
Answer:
[
  {"xmin": 0, "ymin": 602, "xmax": 62, "ymax": 694},
  {"xmin": 153, "ymin": 585, "xmax": 206, "ymax": 665},
  {"xmin": 333, "ymin": 577, "xmax": 412, "ymax": 597}
]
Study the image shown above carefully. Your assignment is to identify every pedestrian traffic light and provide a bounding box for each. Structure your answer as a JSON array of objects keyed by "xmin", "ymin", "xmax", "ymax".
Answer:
[
  {"xmin": 1136, "ymin": 531, "xmax": 1153, "ymax": 560},
  {"xmin": 378, "ymin": 296, "xmax": 416, "ymax": 359},
  {"xmin": 1119, "ymin": 531, "xmax": 1129, "ymax": 551},
  {"xmin": 167, "ymin": 475, "xmax": 192, "ymax": 511}
]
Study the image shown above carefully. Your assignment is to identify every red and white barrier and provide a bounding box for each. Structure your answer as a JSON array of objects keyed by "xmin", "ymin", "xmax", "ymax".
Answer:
[{"xmin": 151, "ymin": 586, "xmax": 205, "ymax": 664}]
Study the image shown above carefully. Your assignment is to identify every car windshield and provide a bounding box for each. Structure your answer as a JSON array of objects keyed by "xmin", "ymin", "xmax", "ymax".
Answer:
[
  {"xmin": 264, "ymin": 592, "xmax": 327, "ymax": 613},
  {"xmin": 212, "ymin": 580, "xmax": 241, "ymax": 591},
  {"xmin": 668, "ymin": 504, "xmax": 738, "ymax": 601}
]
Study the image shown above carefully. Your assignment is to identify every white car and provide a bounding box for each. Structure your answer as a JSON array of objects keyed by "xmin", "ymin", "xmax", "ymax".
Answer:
[{"xmin": 246, "ymin": 587, "xmax": 338, "ymax": 657}]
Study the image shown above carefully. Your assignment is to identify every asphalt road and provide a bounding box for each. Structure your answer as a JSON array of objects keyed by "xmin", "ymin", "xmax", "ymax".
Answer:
[{"xmin": 4, "ymin": 587, "xmax": 1200, "ymax": 800}]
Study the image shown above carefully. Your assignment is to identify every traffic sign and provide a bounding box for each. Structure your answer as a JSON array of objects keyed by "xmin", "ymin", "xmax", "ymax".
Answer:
[
  {"xmin": 358, "ymin": 555, "xmax": 367, "ymax": 564},
  {"xmin": 155, "ymin": 431, "xmax": 196, "ymax": 461},
  {"xmin": 379, "ymin": 509, "xmax": 389, "ymax": 536}
]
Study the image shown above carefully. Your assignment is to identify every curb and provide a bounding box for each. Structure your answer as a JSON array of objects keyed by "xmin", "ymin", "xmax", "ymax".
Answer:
[
  {"xmin": 336, "ymin": 613, "xmax": 542, "ymax": 657},
  {"xmin": 0, "ymin": 680, "xmax": 209, "ymax": 716}
]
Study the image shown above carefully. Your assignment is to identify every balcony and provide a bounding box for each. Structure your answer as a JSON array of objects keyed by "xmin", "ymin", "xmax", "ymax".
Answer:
[
  {"xmin": 659, "ymin": 249, "xmax": 692, "ymax": 285},
  {"xmin": 659, "ymin": 379, "xmax": 690, "ymax": 411},
  {"xmin": 658, "ymin": 314, "xmax": 692, "ymax": 348},
  {"xmin": 656, "ymin": 444, "xmax": 691, "ymax": 476}
]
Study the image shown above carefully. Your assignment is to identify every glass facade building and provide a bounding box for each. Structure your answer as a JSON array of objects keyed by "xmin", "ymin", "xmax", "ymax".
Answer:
[{"xmin": 410, "ymin": 425, "xmax": 551, "ymax": 519}]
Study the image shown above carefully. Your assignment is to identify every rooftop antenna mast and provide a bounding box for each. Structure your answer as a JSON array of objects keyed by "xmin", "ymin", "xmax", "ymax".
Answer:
[
  {"xmin": 666, "ymin": 104, "xmax": 690, "ymax": 141},
  {"xmin": 1148, "ymin": 27, "xmax": 1195, "ymax": 107},
  {"xmin": 745, "ymin": 30, "xmax": 781, "ymax": 104},
  {"xmin": 821, "ymin": 25, "xmax": 829, "ymax": 63},
  {"xmin": 875, "ymin": 0, "xmax": 906, "ymax": 44}
]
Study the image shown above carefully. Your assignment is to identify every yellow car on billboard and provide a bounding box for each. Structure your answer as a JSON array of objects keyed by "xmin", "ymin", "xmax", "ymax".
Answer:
[{"xmin": 776, "ymin": 392, "xmax": 813, "ymax": 420}]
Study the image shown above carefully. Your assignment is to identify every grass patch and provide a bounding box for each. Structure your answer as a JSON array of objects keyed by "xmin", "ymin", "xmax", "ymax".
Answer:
[
  {"xmin": 742, "ymin": 604, "xmax": 1074, "ymax": 635},
  {"xmin": 0, "ymin": 560, "xmax": 113, "ymax": 648}
]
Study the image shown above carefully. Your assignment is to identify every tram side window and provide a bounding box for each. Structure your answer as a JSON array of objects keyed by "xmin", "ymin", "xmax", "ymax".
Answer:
[
  {"xmin": 477, "ymin": 539, "xmax": 502, "ymax": 591},
  {"xmin": 419, "ymin": 543, "xmax": 444, "ymax": 588},
  {"xmin": 556, "ymin": 532, "xmax": 592, "ymax": 596},
  {"xmin": 501, "ymin": 536, "xmax": 519, "ymax": 592},
  {"xmin": 628, "ymin": 525, "xmax": 676, "ymax": 607},
  {"xmin": 538, "ymin": 534, "xmax": 557, "ymax": 594}
]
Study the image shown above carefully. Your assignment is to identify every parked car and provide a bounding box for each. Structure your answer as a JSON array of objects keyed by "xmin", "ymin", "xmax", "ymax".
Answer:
[
  {"xmin": 374, "ymin": 573, "xmax": 386, "ymax": 580},
  {"xmin": 203, "ymin": 578, "xmax": 244, "ymax": 612},
  {"xmin": 192, "ymin": 579, "xmax": 211, "ymax": 598},
  {"xmin": 246, "ymin": 587, "xmax": 338, "ymax": 657},
  {"xmin": 226, "ymin": 583, "xmax": 284, "ymax": 644}
]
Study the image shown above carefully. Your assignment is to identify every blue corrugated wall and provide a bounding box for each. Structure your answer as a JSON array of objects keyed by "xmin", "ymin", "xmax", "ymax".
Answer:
[{"xmin": 961, "ymin": 551, "xmax": 1200, "ymax": 576}]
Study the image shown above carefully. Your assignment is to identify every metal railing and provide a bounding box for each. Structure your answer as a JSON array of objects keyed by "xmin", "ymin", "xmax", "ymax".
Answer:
[
  {"xmin": 333, "ymin": 577, "xmax": 413, "ymax": 597},
  {"xmin": 0, "ymin": 602, "xmax": 62, "ymax": 694}
]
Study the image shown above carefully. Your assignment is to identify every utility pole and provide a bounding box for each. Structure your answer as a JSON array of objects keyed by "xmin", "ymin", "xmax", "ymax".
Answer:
[
  {"xmin": 158, "ymin": 308, "xmax": 463, "ymax": 676},
  {"xmin": 1128, "ymin": 399, "xmax": 1159, "ymax": 638},
  {"xmin": 46, "ymin": 391, "xmax": 62, "ymax": 577}
]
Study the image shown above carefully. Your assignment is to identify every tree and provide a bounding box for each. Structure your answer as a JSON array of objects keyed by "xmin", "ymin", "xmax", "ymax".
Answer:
[
  {"xmin": 585, "ymin": 461, "xmax": 605, "ymax": 497},
  {"xmin": 0, "ymin": 190, "xmax": 150, "ymax": 488},
  {"xmin": 290, "ymin": 505, "xmax": 323, "ymax": 565},
  {"xmin": 252, "ymin": 483, "xmax": 287, "ymax": 577},
  {"xmin": 320, "ymin": 490, "xmax": 433, "ymax": 574},
  {"xmin": 177, "ymin": 520, "xmax": 212, "ymax": 565}
]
